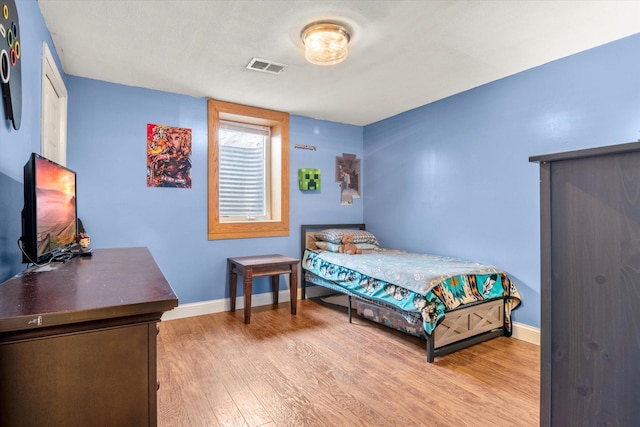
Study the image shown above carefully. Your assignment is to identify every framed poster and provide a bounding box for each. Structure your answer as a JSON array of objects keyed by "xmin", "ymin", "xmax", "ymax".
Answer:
[
  {"xmin": 146, "ymin": 124, "xmax": 192, "ymax": 188},
  {"xmin": 335, "ymin": 153, "xmax": 360, "ymax": 205}
]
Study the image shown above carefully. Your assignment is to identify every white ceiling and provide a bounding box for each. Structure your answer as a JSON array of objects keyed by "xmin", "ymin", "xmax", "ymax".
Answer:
[{"xmin": 37, "ymin": 0, "xmax": 640, "ymax": 126}]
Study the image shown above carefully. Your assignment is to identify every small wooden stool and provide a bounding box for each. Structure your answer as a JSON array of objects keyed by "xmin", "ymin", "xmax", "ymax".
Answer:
[{"xmin": 228, "ymin": 254, "xmax": 300, "ymax": 324}]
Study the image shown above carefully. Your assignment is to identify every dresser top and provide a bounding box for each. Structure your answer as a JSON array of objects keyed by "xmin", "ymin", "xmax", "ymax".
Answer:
[{"xmin": 0, "ymin": 247, "xmax": 178, "ymax": 333}]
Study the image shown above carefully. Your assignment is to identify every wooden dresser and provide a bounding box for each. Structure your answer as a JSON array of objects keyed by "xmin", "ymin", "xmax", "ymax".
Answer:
[
  {"xmin": 0, "ymin": 247, "xmax": 178, "ymax": 427},
  {"xmin": 531, "ymin": 142, "xmax": 640, "ymax": 426}
]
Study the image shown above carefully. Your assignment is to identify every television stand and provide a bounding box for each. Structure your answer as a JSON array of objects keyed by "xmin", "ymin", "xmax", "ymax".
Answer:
[{"xmin": 0, "ymin": 247, "xmax": 178, "ymax": 426}]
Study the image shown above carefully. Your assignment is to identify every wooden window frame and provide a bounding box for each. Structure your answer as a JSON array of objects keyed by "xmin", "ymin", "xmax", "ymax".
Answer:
[{"xmin": 208, "ymin": 99, "xmax": 290, "ymax": 240}]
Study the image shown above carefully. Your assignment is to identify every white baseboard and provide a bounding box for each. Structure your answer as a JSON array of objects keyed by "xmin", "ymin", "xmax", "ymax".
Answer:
[
  {"xmin": 162, "ymin": 289, "xmax": 541, "ymax": 347},
  {"xmin": 511, "ymin": 322, "xmax": 540, "ymax": 346},
  {"xmin": 161, "ymin": 285, "xmax": 337, "ymax": 321},
  {"xmin": 161, "ymin": 289, "xmax": 296, "ymax": 321},
  {"xmin": 161, "ymin": 298, "xmax": 227, "ymax": 321}
]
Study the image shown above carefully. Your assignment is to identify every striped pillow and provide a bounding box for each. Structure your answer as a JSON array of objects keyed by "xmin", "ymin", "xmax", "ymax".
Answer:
[{"xmin": 315, "ymin": 229, "xmax": 379, "ymax": 246}]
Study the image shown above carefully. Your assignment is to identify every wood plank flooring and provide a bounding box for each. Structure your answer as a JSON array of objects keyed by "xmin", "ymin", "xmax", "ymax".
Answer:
[{"xmin": 157, "ymin": 299, "xmax": 539, "ymax": 426}]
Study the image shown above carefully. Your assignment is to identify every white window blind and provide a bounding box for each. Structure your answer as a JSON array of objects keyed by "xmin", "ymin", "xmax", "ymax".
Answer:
[{"xmin": 218, "ymin": 121, "xmax": 270, "ymax": 220}]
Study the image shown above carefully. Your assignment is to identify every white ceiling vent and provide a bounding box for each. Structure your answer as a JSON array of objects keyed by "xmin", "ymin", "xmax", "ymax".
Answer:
[{"xmin": 246, "ymin": 58, "xmax": 287, "ymax": 75}]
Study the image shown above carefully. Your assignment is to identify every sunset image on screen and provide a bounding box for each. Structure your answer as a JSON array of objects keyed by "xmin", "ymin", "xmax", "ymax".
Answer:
[{"xmin": 35, "ymin": 157, "xmax": 76, "ymax": 256}]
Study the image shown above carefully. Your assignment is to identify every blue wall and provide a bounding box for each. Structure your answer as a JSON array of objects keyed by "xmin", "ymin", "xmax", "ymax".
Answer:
[
  {"xmin": 0, "ymin": 0, "xmax": 65, "ymax": 281},
  {"xmin": 66, "ymin": 77, "xmax": 363, "ymax": 304},
  {"xmin": 363, "ymin": 33, "xmax": 640, "ymax": 328},
  {"xmin": 2, "ymin": 0, "xmax": 639, "ymax": 331}
]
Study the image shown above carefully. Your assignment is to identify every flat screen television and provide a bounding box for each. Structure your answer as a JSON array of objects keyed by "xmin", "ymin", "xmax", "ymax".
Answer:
[{"xmin": 20, "ymin": 153, "xmax": 78, "ymax": 264}]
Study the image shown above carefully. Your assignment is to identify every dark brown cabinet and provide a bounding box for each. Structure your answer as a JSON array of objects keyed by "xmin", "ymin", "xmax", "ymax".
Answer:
[
  {"xmin": 531, "ymin": 142, "xmax": 640, "ymax": 427},
  {"xmin": 0, "ymin": 247, "xmax": 178, "ymax": 427}
]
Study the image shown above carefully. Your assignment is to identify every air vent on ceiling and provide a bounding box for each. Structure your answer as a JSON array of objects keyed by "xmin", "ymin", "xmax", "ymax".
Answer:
[{"xmin": 246, "ymin": 57, "xmax": 287, "ymax": 75}]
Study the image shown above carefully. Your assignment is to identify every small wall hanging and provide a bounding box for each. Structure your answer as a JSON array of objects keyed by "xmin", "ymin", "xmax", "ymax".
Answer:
[
  {"xmin": 335, "ymin": 153, "xmax": 360, "ymax": 205},
  {"xmin": 298, "ymin": 168, "xmax": 320, "ymax": 190},
  {"xmin": 146, "ymin": 124, "xmax": 192, "ymax": 188}
]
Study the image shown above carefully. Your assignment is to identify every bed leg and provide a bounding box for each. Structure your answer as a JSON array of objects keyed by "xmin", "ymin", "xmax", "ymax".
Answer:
[
  {"xmin": 503, "ymin": 324, "xmax": 512, "ymax": 337},
  {"xmin": 503, "ymin": 299, "xmax": 512, "ymax": 337},
  {"xmin": 348, "ymin": 296, "xmax": 352, "ymax": 323},
  {"xmin": 426, "ymin": 334, "xmax": 435, "ymax": 363}
]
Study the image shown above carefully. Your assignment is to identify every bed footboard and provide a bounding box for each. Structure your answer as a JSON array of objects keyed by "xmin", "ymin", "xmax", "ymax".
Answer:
[{"xmin": 357, "ymin": 297, "xmax": 507, "ymax": 362}]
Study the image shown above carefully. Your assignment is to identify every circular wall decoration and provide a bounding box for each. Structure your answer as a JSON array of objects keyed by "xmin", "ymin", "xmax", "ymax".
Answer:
[{"xmin": 0, "ymin": 0, "xmax": 20, "ymax": 130}]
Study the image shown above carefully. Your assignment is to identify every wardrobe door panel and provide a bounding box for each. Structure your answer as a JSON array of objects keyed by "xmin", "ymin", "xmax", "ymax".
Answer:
[{"xmin": 547, "ymin": 150, "xmax": 640, "ymax": 426}]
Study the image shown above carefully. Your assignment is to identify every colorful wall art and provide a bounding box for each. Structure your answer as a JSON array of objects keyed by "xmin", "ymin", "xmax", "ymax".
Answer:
[{"xmin": 146, "ymin": 123, "xmax": 192, "ymax": 188}]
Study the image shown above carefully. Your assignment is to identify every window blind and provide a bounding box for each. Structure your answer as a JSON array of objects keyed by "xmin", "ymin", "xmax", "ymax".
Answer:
[{"xmin": 218, "ymin": 121, "xmax": 269, "ymax": 219}]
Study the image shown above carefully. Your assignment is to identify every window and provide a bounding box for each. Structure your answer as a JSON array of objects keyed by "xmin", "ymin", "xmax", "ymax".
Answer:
[
  {"xmin": 218, "ymin": 121, "xmax": 270, "ymax": 220},
  {"xmin": 208, "ymin": 99, "xmax": 290, "ymax": 240}
]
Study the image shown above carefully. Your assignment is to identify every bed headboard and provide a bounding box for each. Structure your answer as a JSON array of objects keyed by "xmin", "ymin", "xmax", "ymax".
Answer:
[
  {"xmin": 300, "ymin": 223, "xmax": 366, "ymax": 257},
  {"xmin": 300, "ymin": 223, "xmax": 366, "ymax": 300}
]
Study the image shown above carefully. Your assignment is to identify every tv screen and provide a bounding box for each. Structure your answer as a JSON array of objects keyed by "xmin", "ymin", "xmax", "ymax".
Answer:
[{"xmin": 21, "ymin": 153, "xmax": 77, "ymax": 264}]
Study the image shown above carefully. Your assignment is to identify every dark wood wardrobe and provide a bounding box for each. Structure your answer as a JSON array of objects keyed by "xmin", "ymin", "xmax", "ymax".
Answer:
[{"xmin": 530, "ymin": 142, "xmax": 640, "ymax": 426}]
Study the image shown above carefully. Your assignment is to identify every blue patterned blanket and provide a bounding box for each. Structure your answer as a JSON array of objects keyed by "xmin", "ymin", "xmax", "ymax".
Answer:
[{"xmin": 302, "ymin": 249, "xmax": 521, "ymax": 335}]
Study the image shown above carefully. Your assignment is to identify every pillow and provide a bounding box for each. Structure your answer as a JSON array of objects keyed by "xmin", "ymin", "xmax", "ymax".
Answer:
[
  {"xmin": 315, "ymin": 241, "xmax": 379, "ymax": 252},
  {"xmin": 315, "ymin": 229, "xmax": 379, "ymax": 246}
]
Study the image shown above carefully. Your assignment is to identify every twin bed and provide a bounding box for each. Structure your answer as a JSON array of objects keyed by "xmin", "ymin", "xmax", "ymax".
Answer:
[{"xmin": 301, "ymin": 224, "xmax": 521, "ymax": 362}]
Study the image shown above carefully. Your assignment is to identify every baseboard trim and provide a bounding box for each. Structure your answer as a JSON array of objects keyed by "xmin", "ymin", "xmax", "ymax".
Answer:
[
  {"xmin": 161, "ymin": 285, "xmax": 337, "ymax": 321},
  {"xmin": 511, "ymin": 322, "xmax": 540, "ymax": 346},
  {"xmin": 162, "ymin": 289, "xmax": 541, "ymax": 347},
  {"xmin": 161, "ymin": 298, "xmax": 227, "ymax": 321},
  {"xmin": 161, "ymin": 289, "xmax": 296, "ymax": 321}
]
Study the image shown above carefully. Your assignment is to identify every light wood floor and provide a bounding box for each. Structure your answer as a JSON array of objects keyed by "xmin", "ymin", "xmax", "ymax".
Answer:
[{"xmin": 157, "ymin": 299, "xmax": 539, "ymax": 426}]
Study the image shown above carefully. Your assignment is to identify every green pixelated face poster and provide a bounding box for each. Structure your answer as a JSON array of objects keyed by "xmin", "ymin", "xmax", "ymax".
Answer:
[{"xmin": 298, "ymin": 168, "xmax": 320, "ymax": 190}]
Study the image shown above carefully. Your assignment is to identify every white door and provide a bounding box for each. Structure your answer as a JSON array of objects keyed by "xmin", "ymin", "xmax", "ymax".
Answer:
[{"xmin": 41, "ymin": 42, "xmax": 67, "ymax": 166}]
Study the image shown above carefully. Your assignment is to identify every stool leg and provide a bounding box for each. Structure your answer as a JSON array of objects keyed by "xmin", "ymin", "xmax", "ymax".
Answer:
[
  {"xmin": 229, "ymin": 266, "xmax": 237, "ymax": 312},
  {"xmin": 272, "ymin": 274, "xmax": 279, "ymax": 305},
  {"xmin": 243, "ymin": 274, "xmax": 252, "ymax": 324},
  {"xmin": 290, "ymin": 266, "xmax": 298, "ymax": 315}
]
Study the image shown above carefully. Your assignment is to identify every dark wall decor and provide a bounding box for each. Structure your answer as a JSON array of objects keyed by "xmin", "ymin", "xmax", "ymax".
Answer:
[
  {"xmin": 0, "ymin": 0, "xmax": 22, "ymax": 130},
  {"xmin": 0, "ymin": 0, "xmax": 20, "ymax": 130}
]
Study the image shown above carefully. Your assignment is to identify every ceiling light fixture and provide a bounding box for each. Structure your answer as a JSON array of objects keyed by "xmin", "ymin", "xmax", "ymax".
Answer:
[{"xmin": 301, "ymin": 22, "xmax": 351, "ymax": 66}]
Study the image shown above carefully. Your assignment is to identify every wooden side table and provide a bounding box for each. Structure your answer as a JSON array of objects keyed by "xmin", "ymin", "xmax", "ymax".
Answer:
[{"xmin": 228, "ymin": 254, "xmax": 300, "ymax": 324}]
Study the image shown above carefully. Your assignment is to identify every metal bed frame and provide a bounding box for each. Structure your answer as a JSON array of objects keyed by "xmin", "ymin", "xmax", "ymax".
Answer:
[{"xmin": 301, "ymin": 223, "xmax": 510, "ymax": 362}]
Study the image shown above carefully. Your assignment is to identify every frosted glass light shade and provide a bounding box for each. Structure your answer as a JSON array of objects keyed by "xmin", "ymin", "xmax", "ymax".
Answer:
[{"xmin": 301, "ymin": 23, "xmax": 351, "ymax": 66}]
